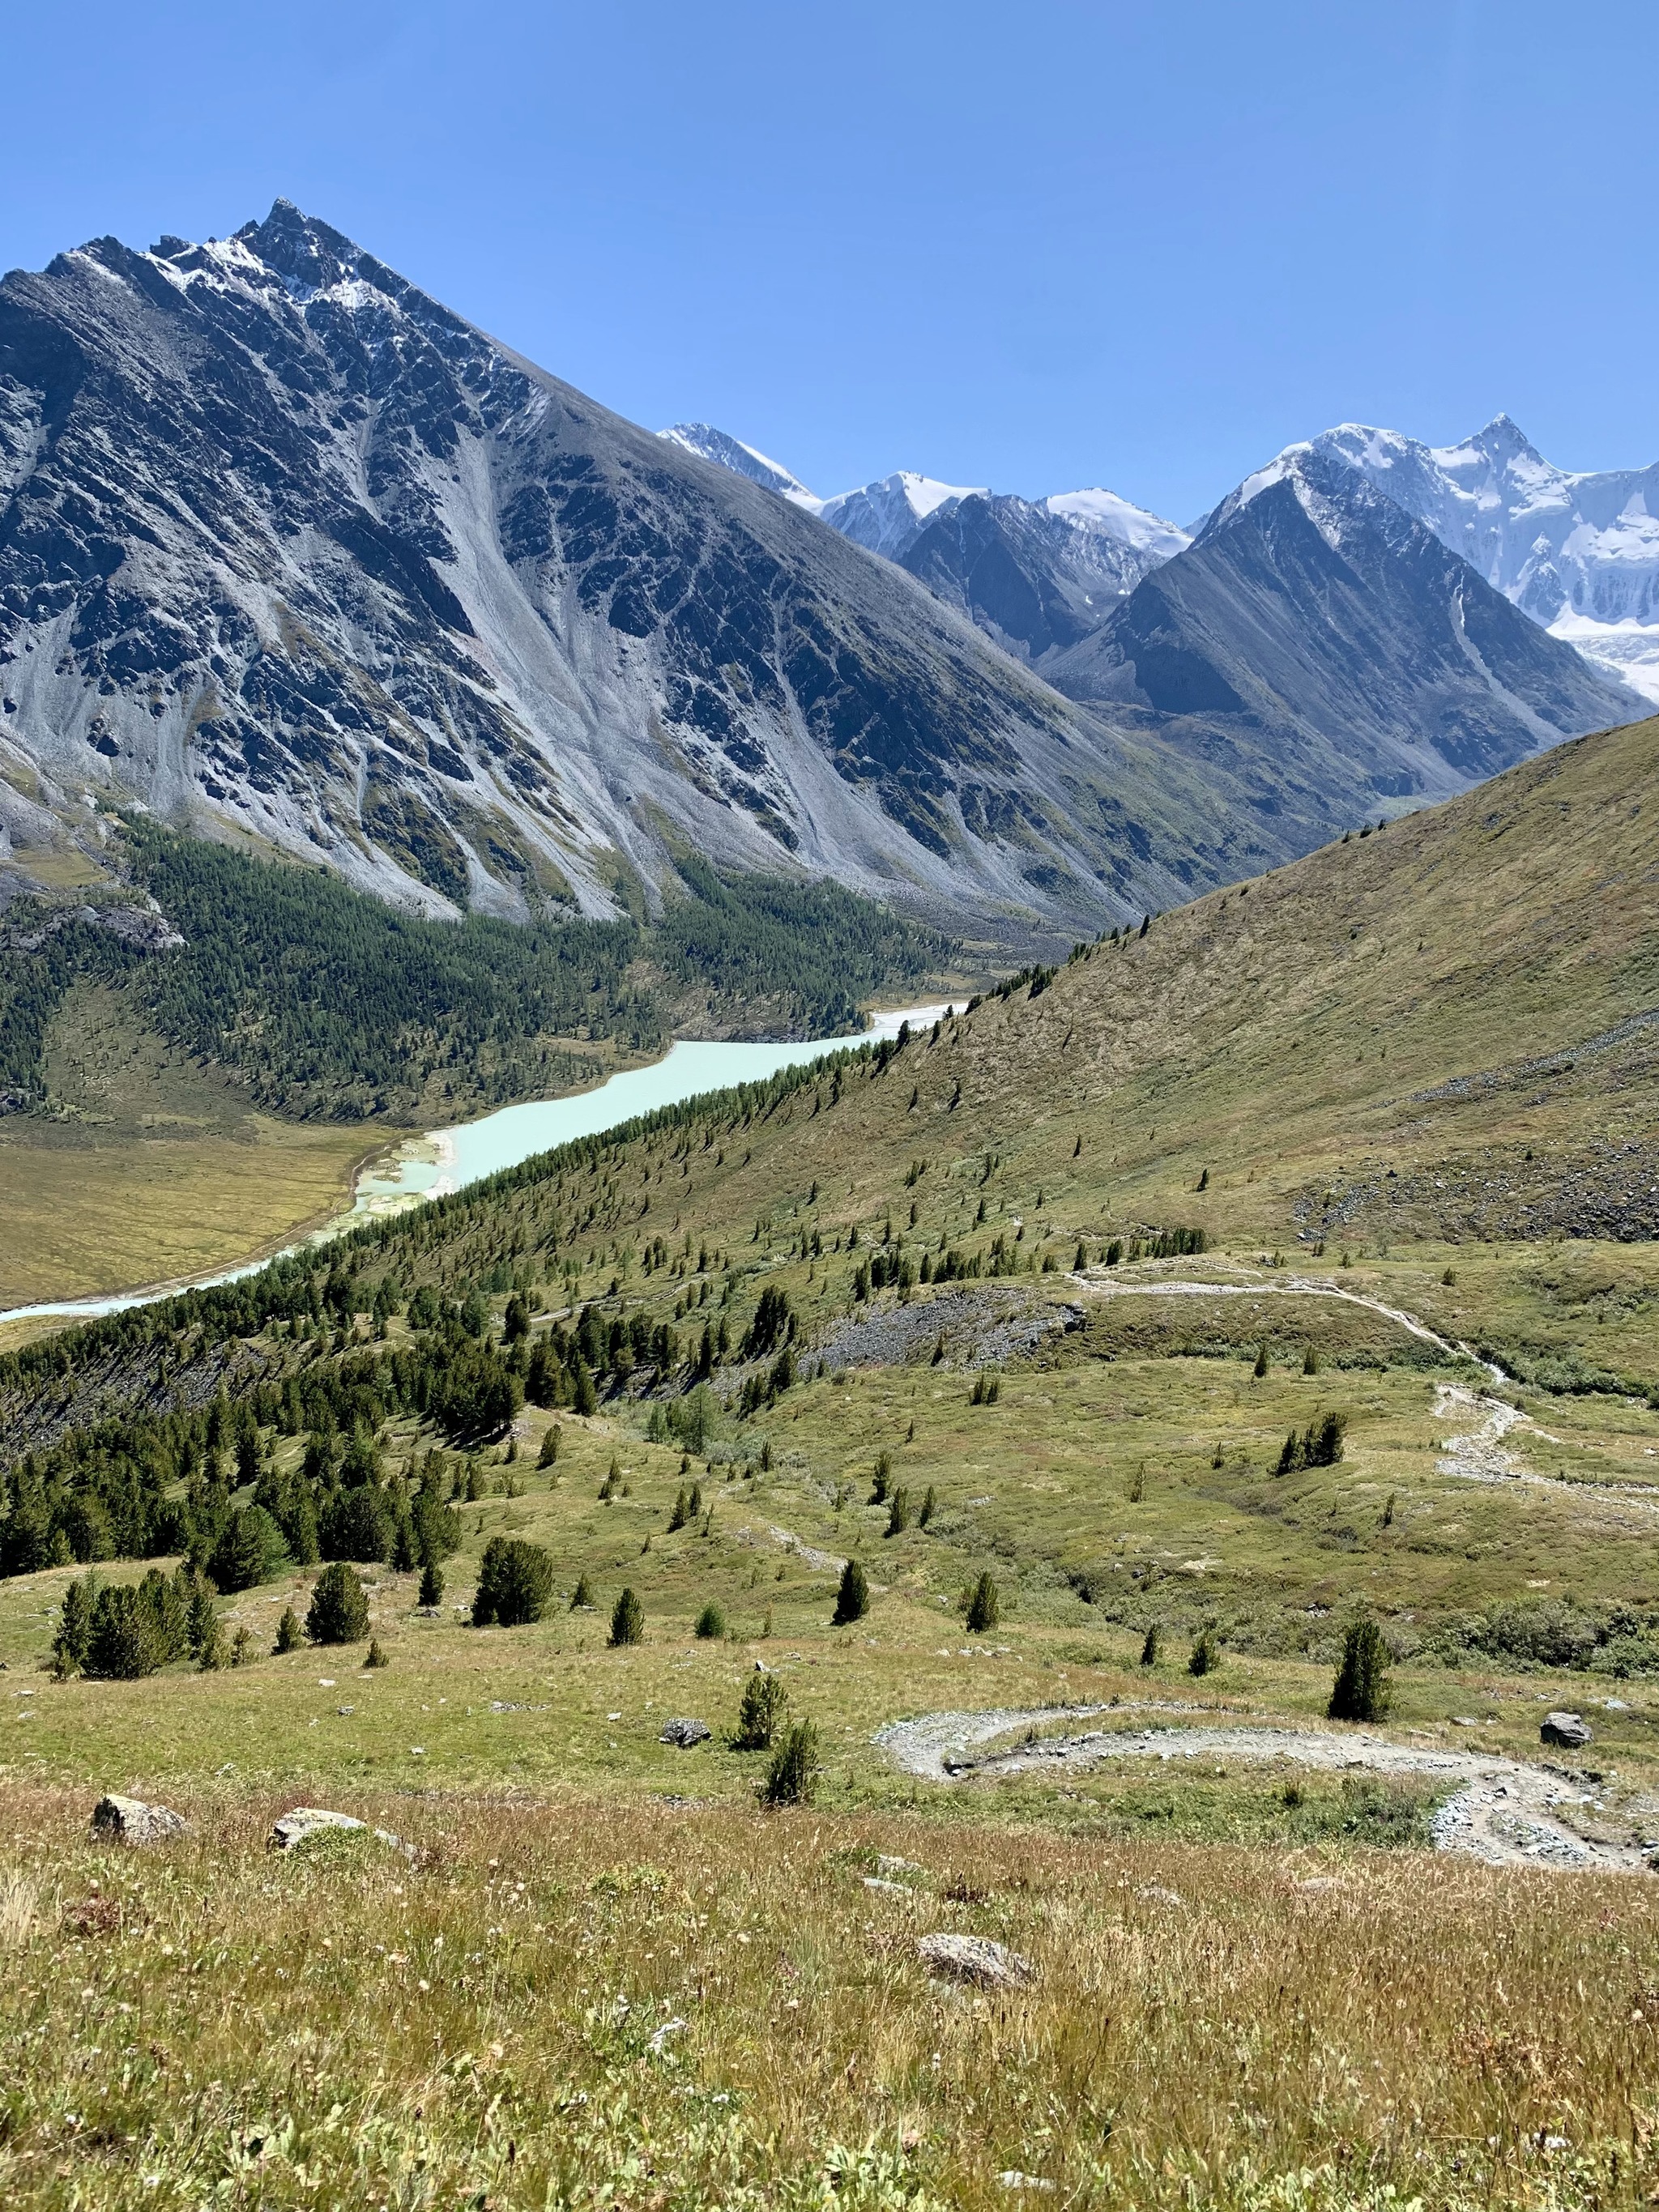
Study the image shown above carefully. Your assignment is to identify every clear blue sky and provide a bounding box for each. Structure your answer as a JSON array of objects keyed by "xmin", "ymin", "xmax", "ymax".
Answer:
[{"xmin": 6, "ymin": 0, "xmax": 1654, "ymax": 522}]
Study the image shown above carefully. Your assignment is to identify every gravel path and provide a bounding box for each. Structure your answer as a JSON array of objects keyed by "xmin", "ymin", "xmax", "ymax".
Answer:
[
  {"xmin": 876, "ymin": 1705, "xmax": 1653, "ymax": 1873},
  {"xmin": 1432, "ymin": 1381, "xmax": 1659, "ymax": 1524}
]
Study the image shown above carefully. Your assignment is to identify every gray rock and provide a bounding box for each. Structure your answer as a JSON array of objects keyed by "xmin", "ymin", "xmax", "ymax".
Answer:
[
  {"xmin": 90, "ymin": 1793, "xmax": 186, "ymax": 1847},
  {"xmin": 863, "ymin": 1876, "xmax": 911, "ymax": 1894},
  {"xmin": 1542, "ymin": 1711, "xmax": 1593, "ymax": 1749},
  {"xmin": 659, "ymin": 1717, "xmax": 711, "ymax": 1748},
  {"xmin": 270, "ymin": 1806, "xmax": 412, "ymax": 1856},
  {"xmin": 917, "ymin": 1931, "xmax": 1034, "ymax": 1988},
  {"xmin": 876, "ymin": 1853, "xmax": 923, "ymax": 1878}
]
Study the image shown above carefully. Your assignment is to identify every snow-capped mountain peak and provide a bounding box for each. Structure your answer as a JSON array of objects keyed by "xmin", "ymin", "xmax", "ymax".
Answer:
[
  {"xmin": 816, "ymin": 470, "xmax": 988, "ymax": 561},
  {"xmin": 1040, "ymin": 488, "xmax": 1191, "ymax": 559},
  {"xmin": 1307, "ymin": 416, "xmax": 1659, "ymax": 700},
  {"xmin": 656, "ymin": 423, "xmax": 822, "ymax": 509}
]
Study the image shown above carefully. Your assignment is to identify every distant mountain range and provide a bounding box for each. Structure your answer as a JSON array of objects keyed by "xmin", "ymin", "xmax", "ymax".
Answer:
[
  {"xmin": 0, "ymin": 201, "xmax": 1640, "ymax": 955},
  {"xmin": 667, "ymin": 411, "xmax": 1659, "ymax": 703}
]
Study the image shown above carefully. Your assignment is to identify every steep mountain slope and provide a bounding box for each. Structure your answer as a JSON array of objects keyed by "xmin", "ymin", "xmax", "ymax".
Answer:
[
  {"xmin": 0, "ymin": 203, "xmax": 1236, "ymax": 940},
  {"xmin": 1045, "ymin": 447, "xmax": 1641, "ymax": 841},
  {"xmin": 1310, "ymin": 416, "xmax": 1659, "ymax": 701},
  {"xmin": 656, "ymin": 422, "xmax": 821, "ymax": 509},
  {"xmin": 899, "ymin": 489, "xmax": 1189, "ymax": 665}
]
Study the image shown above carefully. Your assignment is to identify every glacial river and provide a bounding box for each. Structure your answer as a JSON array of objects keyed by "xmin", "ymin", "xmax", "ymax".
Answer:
[{"xmin": 2, "ymin": 1003, "xmax": 951, "ymax": 1331}]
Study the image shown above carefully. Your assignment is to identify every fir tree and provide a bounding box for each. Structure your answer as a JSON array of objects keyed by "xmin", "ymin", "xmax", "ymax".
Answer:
[
  {"xmin": 52, "ymin": 1573, "xmax": 95, "ymax": 1677},
  {"xmin": 832, "ymin": 1558, "xmax": 870, "ymax": 1626},
  {"xmin": 761, "ymin": 1720, "xmax": 821, "ymax": 1806},
  {"xmin": 418, "ymin": 1561, "xmax": 445, "ymax": 1609},
  {"xmin": 1188, "ymin": 1628, "xmax": 1221, "ymax": 1677},
  {"xmin": 608, "ymin": 1586, "xmax": 644, "ymax": 1646},
  {"xmin": 735, "ymin": 1669, "xmax": 788, "ymax": 1750},
  {"xmin": 1328, "ymin": 1617, "xmax": 1392, "ymax": 1722},
  {"xmin": 965, "ymin": 1571, "xmax": 1000, "ymax": 1633}
]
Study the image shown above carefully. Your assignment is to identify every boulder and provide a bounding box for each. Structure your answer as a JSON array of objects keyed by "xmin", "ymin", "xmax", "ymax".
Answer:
[
  {"xmin": 270, "ymin": 1806, "xmax": 412, "ymax": 1856},
  {"xmin": 1541, "ymin": 1711, "xmax": 1593, "ymax": 1750},
  {"xmin": 659, "ymin": 1717, "xmax": 711, "ymax": 1748},
  {"xmin": 90, "ymin": 1793, "xmax": 186, "ymax": 1848},
  {"xmin": 917, "ymin": 1932, "xmax": 1034, "ymax": 1988}
]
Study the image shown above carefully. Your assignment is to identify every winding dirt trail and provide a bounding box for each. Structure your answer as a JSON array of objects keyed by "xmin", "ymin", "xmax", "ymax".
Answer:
[{"xmin": 875, "ymin": 1706, "xmax": 1653, "ymax": 1873}]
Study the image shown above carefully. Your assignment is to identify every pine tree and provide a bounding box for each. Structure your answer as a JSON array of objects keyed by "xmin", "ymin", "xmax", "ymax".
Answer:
[
  {"xmin": 761, "ymin": 1720, "xmax": 821, "ymax": 1807},
  {"xmin": 668, "ymin": 1486, "xmax": 690, "ymax": 1532},
  {"xmin": 570, "ymin": 1573, "xmax": 595, "ymax": 1609},
  {"xmin": 1253, "ymin": 1343, "xmax": 1269, "ymax": 1378},
  {"xmin": 965, "ymin": 1571, "xmax": 1000, "ymax": 1633},
  {"xmin": 230, "ymin": 1626, "xmax": 254, "ymax": 1667},
  {"xmin": 736, "ymin": 1669, "xmax": 788, "ymax": 1749},
  {"xmin": 885, "ymin": 1488, "xmax": 910, "ymax": 1537},
  {"xmin": 273, "ymin": 1605, "xmax": 303, "ymax": 1654},
  {"xmin": 538, "ymin": 1426, "xmax": 561, "ymax": 1468},
  {"xmin": 694, "ymin": 1602, "xmax": 726, "ymax": 1639},
  {"xmin": 52, "ymin": 1574, "xmax": 95, "ymax": 1677},
  {"xmin": 418, "ymin": 1561, "xmax": 445, "ymax": 1609},
  {"xmin": 1141, "ymin": 1622, "xmax": 1161, "ymax": 1667},
  {"xmin": 1328, "ymin": 1617, "xmax": 1392, "ymax": 1722},
  {"xmin": 608, "ymin": 1586, "xmax": 644, "ymax": 1646},
  {"xmin": 1188, "ymin": 1628, "xmax": 1221, "ymax": 1677},
  {"xmin": 831, "ymin": 1558, "xmax": 869, "ymax": 1626},
  {"xmin": 364, "ymin": 1637, "xmax": 390, "ymax": 1669},
  {"xmin": 919, "ymin": 1484, "xmax": 936, "ymax": 1529}
]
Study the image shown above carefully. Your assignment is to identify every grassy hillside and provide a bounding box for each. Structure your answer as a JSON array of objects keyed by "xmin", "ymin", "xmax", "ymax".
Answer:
[{"xmin": 1, "ymin": 718, "xmax": 1657, "ymax": 2208}]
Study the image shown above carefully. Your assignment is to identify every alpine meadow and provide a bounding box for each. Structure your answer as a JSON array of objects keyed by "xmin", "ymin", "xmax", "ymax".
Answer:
[{"xmin": 2, "ymin": 151, "xmax": 1659, "ymax": 2212}]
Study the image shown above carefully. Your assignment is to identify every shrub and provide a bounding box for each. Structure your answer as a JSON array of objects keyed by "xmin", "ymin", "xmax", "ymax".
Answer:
[
  {"xmin": 418, "ymin": 1561, "xmax": 444, "ymax": 1609},
  {"xmin": 570, "ymin": 1574, "xmax": 595, "ymax": 1609},
  {"xmin": 364, "ymin": 1637, "xmax": 390, "ymax": 1669},
  {"xmin": 832, "ymin": 1558, "xmax": 869, "ymax": 1626},
  {"xmin": 761, "ymin": 1720, "xmax": 821, "ymax": 1807},
  {"xmin": 694, "ymin": 1602, "xmax": 726, "ymax": 1639},
  {"xmin": 608, "ymin": 1586, "xmax": 644, "ymax": 1647},
  {"xmin": 1328, "ymin": 1617, "xmax": 1392, "ymax": 1722},
  {"xmin": 307, "ymin": 1562, "xmax": 370, "ymax": 1646},
  {"xmin": 471, "ymin": 1537, "xmax": 554, "ymax": 1627},
  {"xmin": 1188, "ymin": 1628, "xmax": 1222, "ymax": 1676},
  {"xmin": 735, "ymin": 1669, "xmax": 788, "ymax": 1750},
  {"xmin": 273, "ymin": 1605, "xmax": 303, "ymax": 1654},
  {"xmin": 965, "ymin": 1572, "xmax": 1000, "ymax": 1633}
]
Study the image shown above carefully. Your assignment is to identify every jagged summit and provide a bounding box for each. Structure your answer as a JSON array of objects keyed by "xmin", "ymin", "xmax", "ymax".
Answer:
[{"xmin": 0, "ymin": 204, "xmax": 1247, "ymax": 934}]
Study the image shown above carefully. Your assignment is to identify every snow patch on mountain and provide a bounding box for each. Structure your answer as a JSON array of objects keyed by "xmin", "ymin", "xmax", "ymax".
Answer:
[
  {"xmin": 1041, "ymin": 488, "xmax": 1190, "ymax": 559},
  {"xmin": 1311, "ymin": 416, "xmax": 1659, "ymax": 698},
  {"xmin": 657, "ymin": 423, "xmax": 822, "ymax": 509},
  {"xmin": 817, "ymin": 471, "xmax": 988, "ymax": 561}
]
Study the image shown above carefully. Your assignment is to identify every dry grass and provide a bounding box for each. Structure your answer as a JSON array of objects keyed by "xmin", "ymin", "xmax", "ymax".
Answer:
[{"xmin": 0, "ymin": 1785, "xmax": 1653, "ymax": 2210}]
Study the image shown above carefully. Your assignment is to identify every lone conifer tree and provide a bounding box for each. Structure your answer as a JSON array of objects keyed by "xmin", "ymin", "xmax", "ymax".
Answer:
[
  {"xmin": 1328, "ymin": 1617, "xmax": 1392, "ymax": 1722},
  {"xmin": 832, "ymin": 1558, "xmax": 869, "ymax": 1626},
  {"xmin": 306, "ymin": 1562, "xmax": 370, "ymax": 1646},
  {"xmin": 608, "ymin": 1586, "xmax": 644, "ymax": 1646},
  {"xmin": 1140, "ymin": 1622, "xmax": 1161, "ymax": 1667},
  {"xmin": 965, "ymin": 1572, "xmax": 1000, "ymax": 1633},
  {"xmin": 273, "ymin": 1605, "xmax": 302, "ymax": 1655},
  {"xmin": 418, "ymin": 1560, "xmax": 444, "ymax": 1609}
]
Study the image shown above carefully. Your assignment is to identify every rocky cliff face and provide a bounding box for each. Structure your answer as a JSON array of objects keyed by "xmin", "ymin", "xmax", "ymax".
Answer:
[{"xmin": 0, "ymin": 203, "xmax": 1238, "ymax": 936}]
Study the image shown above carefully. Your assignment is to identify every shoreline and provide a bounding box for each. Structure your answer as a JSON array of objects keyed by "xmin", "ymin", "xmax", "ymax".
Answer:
[{"xmin": 0, "ymin": 999, "xmax": 953, "ymax": 1336}]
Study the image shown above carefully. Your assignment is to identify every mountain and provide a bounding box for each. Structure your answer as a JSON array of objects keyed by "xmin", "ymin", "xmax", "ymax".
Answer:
[
  {"xmin": 0, "ymin": 203, "xmax": 1245, "ymax": 940},
  {"xmin": 816, "ymin": 470, "xmax": 987, "ymax": 561},
  {"xmin": 1043, "ymin": 445, "xmax": 1643, "ymax": 842},
  {"xmin": 1309, "ymin": 416, "xmax": 1659, "ymax": 702},
  {"xmin": 656, "ymin": 422, "xmax": 821, "ymax": 509},
  {"xmin": 898, "ymin": 489, "xmax": 1189, "ymax": 666}
]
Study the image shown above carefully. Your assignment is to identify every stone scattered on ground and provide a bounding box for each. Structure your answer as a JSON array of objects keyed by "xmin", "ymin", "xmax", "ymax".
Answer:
[
  {"xmin": 1542, "ymin": 1711, "xmax": 1593, "ymax": 1749},
  {"xmin": 917, "ymin": 1932, "xmax": 1035, "ymax": 1988},
  {"xmin": 91, "ymin": 1793, "xmax": 187, "ymax": 1847},
  {"xmin": 269, "ymin": 1806, "xmax": 412, "ymax": 1856},
  {"xmin": 659, "ymin": 1717, "xmax": 711, "ymax": 1748},
  {"xmin": 1136, "ymin": 1882, "xmax": 1183, "ymax": 1906},
  {"xmin": 863, "ymin": 1876, "xmax": 911, "ymax": 1894},
  {"xmin": 876, "ymin": 1853, "xmax": 923, "ymax": 1878}
]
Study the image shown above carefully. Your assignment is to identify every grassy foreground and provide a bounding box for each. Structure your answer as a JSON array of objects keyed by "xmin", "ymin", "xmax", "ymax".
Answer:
[{"xmin": 1, "ymin": 1779, "xmax": 1655, "ymax": 2212}]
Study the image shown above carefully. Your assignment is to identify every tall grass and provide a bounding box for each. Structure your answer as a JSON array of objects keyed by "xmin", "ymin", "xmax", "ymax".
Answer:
[{"xmin": 0, "ymin": 1785, "xmax": 1652, "ymax": 2209}]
